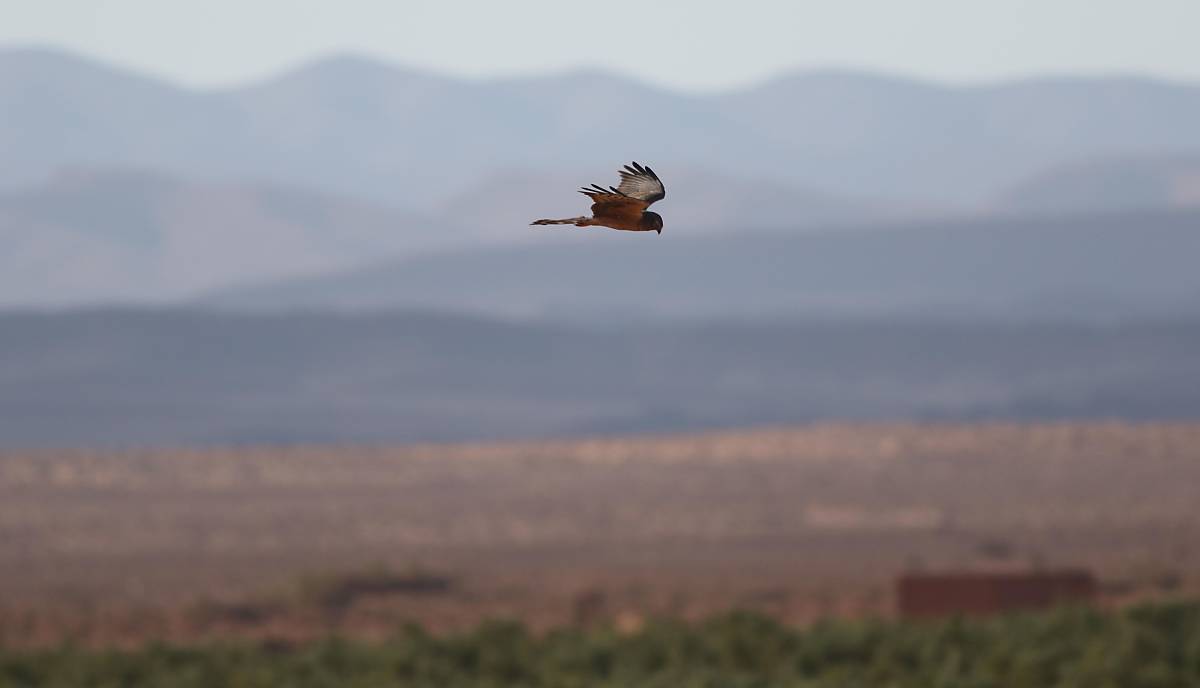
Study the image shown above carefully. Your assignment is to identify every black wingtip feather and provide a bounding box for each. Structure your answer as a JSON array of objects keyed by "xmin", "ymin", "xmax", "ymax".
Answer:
[{"xmin": 619, "ymin": 161, "xmax": 659, "ymax": 180}]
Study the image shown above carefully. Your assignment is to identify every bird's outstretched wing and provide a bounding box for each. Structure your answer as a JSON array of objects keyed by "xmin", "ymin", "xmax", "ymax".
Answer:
[
  {"xmin": 615, "ymin": 162, "xmax": 666, "ymax": 205},
  {"xmin": 577, "ymin": 162, "xmax": 666, "ymax": 222}
]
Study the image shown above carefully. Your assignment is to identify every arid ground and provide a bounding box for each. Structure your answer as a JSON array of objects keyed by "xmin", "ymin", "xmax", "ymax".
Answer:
[{"xmin": 2, "ymin": 422, "xmax": 1197, "ymax": 646}]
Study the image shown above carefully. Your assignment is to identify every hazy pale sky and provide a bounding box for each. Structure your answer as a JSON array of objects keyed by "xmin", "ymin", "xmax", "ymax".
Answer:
[{"xmin": 2, "ymin": 0, "xmax": 1197, "ymax": 90}]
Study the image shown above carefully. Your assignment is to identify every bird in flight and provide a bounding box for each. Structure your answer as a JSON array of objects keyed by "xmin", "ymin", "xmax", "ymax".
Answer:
[{"xmin": 532, "ymin": 162, "xmax": 666, "ymax": 234}]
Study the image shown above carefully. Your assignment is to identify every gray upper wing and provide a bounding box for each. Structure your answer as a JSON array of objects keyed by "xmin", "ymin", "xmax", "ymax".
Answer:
[{"xmin": 615, "ymin": 162, "xmax": 666, "ymax": 206}]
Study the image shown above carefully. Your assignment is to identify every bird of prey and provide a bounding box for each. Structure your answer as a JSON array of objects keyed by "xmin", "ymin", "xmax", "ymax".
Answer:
[{"xmin": 531, "ymin": 162, "xmax": 666, "ymax": 234}]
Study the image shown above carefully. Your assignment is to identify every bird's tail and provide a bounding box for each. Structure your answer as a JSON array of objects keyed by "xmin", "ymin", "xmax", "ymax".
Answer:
[{"xmin": 531, "ymin": 216, "xmax": 591, "ymax": 226}]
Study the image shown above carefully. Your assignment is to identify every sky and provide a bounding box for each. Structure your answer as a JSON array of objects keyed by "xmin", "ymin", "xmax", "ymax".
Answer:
[{"xmin": 1, "ymin": 0, "xmax": 1198, "ymax": 91}]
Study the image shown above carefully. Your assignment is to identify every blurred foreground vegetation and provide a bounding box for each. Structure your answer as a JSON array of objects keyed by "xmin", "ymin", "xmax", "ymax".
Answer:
[{"xmin": 2, "ymin": 601, "xmax": 1198, "ymax": 688}]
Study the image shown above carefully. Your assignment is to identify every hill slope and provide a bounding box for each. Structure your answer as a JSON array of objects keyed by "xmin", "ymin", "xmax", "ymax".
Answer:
[
  {"xmin": 206, "ymin": 209, "xmax": 1200, "ymax": 321},
  {"xmin": 996, "ymin": 155, "xmax": 1200, "ymax": 214},
  {"xmin": 2, "ymin": 309, "xmax": 1199, "ymax": 448},
  {"xmin": 0, "ymin": 168, "xmax": 454, "ymax": 305}
]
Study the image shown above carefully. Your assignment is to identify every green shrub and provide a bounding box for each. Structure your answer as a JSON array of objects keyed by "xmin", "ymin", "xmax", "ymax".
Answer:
[{"xmin": 2, "ymin": 601, "xmax": 1198, "ymax": 687}]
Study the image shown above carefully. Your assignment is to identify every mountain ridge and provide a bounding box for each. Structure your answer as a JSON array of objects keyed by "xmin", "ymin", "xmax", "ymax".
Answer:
[{"xmin": 7, "ymin": 45, "xmax": 1200, "ymax": 207}]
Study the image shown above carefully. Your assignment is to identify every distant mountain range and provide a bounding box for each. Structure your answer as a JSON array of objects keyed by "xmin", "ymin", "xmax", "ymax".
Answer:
[
  {"xmin": 3, "ymin": 309, "xmax": 1198, "ymax": 448},
  {"xmin": 996, "ymin": 155, "xmax": 1200, "ymax": 215},
  {"xmin": 5, "ymin": 46, "xmax": 1200, "ymax": 312},
  {"xmin": 7, "ymin": 49, "xmax": 1200, "ymax": 448},
  {"xmin": 5, "ymin": 46, "xmax": 1200, "ymax": 209},
  {"xmin": 0, "ymin": 165, "xmax": 910, "ymax": 307},
  {"xmin": 206, "ymin": 208, "xmax": 1200, "ymax": 322},
  {"xmin": 0, "ymin": 168, "xmax": 454, "ymax": 305}
]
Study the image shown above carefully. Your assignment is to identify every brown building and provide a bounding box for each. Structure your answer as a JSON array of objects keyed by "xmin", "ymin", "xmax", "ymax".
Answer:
[{"xmin": 897, "ymin": 569, "xmax": 1097, "ymax": 619}]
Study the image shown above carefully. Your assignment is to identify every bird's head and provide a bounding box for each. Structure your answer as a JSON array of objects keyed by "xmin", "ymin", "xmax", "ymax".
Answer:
[{"xmin": 643, "ymin": 211, "xmax": 663, "ymax": 234}]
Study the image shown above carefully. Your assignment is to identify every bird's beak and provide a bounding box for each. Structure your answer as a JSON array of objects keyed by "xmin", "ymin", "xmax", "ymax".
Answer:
[{"xmin": 656, "ymin": 228, "xmax": 662, "ymax": 235}]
